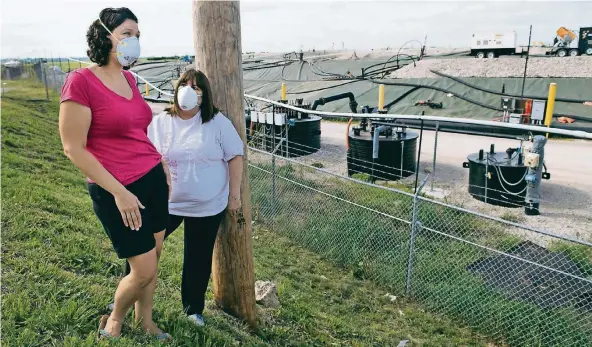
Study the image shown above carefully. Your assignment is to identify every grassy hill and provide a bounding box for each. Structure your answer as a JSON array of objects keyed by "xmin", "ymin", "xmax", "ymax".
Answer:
[{"xmin": 1, "ymin": 80, "xmax": 492, "ymax": 346}]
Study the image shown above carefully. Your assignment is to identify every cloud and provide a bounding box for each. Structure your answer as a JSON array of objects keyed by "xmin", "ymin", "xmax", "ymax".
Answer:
[{"xmin": 1, "ymin": 0, "xmax": 591, "ymax": 58}]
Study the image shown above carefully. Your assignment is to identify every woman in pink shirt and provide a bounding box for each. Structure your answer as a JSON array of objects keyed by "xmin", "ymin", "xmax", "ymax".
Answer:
[{"xmin": 58, "ymin": 7, "xmax": 170, "ymax": 340}]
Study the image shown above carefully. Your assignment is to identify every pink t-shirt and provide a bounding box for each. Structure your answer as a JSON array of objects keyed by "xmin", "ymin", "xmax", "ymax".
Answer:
[{"xmin": 60, "ymin": 68, "xmax": 162, "ymax": 186}]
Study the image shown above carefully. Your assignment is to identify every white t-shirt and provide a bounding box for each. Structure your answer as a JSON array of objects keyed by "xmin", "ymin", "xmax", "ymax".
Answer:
[{"xmin": 147, "ymin": 111, "xmax": 244, "ymax": 217}]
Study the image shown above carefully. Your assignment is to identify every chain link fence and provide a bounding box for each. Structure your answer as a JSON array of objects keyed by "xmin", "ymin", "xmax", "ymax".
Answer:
[
  {"xmin": 5, "ymin": 57, "xmax": 591, "ymax": 345},
  {"xmin": 247, "ymin": 141, "xmax": 592, "ymax": 346},
  {"xmin": 1, "ymin": 58, "xmax": 72, "ymax": 101}
]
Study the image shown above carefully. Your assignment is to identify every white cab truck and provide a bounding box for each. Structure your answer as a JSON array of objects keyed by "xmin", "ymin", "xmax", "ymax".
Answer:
[{"xmin": 470, "ymin": 32, "xmax": 524, "ymax": 58}]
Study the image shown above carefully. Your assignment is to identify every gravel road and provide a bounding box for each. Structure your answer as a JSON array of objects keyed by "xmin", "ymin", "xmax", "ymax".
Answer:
[{"xmin": 391, "ymin": 56, "xmax": 592, "ymax": 79}]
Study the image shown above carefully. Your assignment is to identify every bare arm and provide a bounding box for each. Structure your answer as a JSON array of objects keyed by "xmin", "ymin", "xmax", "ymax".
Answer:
[
  {"xmin": 59, "ymin": 101, "xmax": 144, "ymax": 230},
  {"xmin": 227, "ymin": 155, "xmax": 244, "ymax": 210},
  {"xmin": 59, "ymin": 101, "xmax": 126, "ymax": 196},
  {"xmin": 161, "ymin": 157, "xmax": 171, "ymax": 199}
]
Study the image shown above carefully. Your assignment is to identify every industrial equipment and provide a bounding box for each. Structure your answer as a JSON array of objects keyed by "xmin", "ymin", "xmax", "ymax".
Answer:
[
  {"xmin": 414, "ymin": 99, "xmax": 443, "ymax": 109},
  {"xmin": 499, "ymin": 97, "xmax": 546, "ymax": 125},
  {"xmin": 249, "ymin": 99, "xmax": 322, "ymax": 158},
  {"xmin": 470, "ymin": 26, "xmax": 592, "ymax": 58},
  {"xmin": 462, "ymin": 138, "xmax": 550, "ymax": 213},
  {"xmin": 524, "ymin": 135, "xmax": 548, "ymax": 215},
  {"xmin": 546, "ymin": 26, "xmax": 592, "ymax": 57},
  {"xmin": 347, "ymin": 117, "xmax": 418, "ymax": 182},
  {"xmin": 470, "ymin": 32, "xmax": 524, "ymax": 58}
]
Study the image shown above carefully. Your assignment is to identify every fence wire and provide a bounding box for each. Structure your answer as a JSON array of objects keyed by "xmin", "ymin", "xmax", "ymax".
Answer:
[
  {"xmin": 247, "ymin": 147, "xmax": 592, "ymax": 347},
  {"xmin": 6, "ymin": 59, "xmax": 591, "ymax": 345}
]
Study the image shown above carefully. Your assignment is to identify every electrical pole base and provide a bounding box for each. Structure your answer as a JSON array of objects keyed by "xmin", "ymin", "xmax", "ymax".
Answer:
[{"xmin": 524, "ymin": 203, "xmax": 540, "ymax": 216}]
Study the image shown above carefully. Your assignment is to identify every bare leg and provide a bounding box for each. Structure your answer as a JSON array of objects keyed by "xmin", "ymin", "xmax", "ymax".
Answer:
[
  {"xmin": 134, "ymin": 230, "xmax": 166, "ymax": 334},
  {"xmin": 104, "ymin": 248, "xmax": 158, "ymax": 336}
]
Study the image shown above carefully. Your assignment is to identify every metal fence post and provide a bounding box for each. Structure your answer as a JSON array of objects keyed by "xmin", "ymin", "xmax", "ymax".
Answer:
[
  {"xmin": 414, "ymin": 119, "xmax": 424, "ymax": 194},
  {"xmin": 430, "ymin": 122, "xmax": 439, "ymax": 191},
  {"xmin": 400, "ymin": 141, "xmax": 404, "ymax": 179},
  {"xmin": 42, "ymin": 62, "xmax": 50, "ymax": 101},
  {"xmin": 50, "ymin": 55, "xmax": 57, "ymax": 93},
  {"xmin": 485, "ymin": 152, "xmax": 489, "ymax": 204},
  {"xmin": 271, "ymin": 105, "xmax": 277, "ymax": 219},
  {"xmin": 405, "ymin": 174, "xmax": 430, "ymax": 296}
]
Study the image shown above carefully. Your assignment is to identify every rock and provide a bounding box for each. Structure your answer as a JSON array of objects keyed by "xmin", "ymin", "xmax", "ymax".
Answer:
[
  {"xmin": 384, "ymin": 293, "xmax": 397, "ymax": 302},
  {"xmin": 255, "ymin": 280, "xmax": 280, "ymax": 308},
  {"xmin": 390, "ymin": 56, "xmax": 592, "ymax": 79}
]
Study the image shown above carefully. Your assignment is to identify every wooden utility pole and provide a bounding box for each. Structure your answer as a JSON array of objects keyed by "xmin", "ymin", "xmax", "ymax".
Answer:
[{"xmin": 192, "ymin": 0, "xmax": 256, "ymax": 327}]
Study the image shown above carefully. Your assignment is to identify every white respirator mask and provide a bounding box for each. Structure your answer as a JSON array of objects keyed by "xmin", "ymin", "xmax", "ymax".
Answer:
[
  {"xmin": 177, "ymin": 86, "xmax": 202, "ymax": 111},
  {"xmin": 98, "ymin": 18, "xmax": 141, "ymax": 68}
]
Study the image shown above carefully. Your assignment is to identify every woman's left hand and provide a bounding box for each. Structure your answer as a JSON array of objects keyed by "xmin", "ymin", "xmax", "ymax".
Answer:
[{"xmin": 228, "ymin": 195, "xmax": 242, "ymax": 211}]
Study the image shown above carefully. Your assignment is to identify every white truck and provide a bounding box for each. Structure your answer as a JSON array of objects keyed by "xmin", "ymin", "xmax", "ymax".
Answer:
[{"xmin": 470, "ymin": 32, "xmax": 524, "ymax": 58}]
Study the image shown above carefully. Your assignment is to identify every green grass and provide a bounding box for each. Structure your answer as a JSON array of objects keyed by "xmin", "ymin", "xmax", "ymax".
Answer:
[
  {"xmin": 2, "ymin": 80, "xmax": 495, "ymax": 346},
  {"xmin": 499, "ymin": 212, "xmax": 525, "ymax": 224},
  {"xmin": 248, "ymin": 159, "xmax": 592, "ymax": 347}
]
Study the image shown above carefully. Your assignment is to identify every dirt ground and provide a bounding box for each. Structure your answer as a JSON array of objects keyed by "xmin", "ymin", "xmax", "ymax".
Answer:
[{"xmin": 298, "ymin": 121, "xmax": 592, "ymax": 245}]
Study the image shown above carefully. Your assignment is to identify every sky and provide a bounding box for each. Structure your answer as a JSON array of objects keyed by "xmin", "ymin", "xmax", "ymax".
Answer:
[{"xmin": 1, "ymin": 0, "xmax": 591, "ymax": 58}]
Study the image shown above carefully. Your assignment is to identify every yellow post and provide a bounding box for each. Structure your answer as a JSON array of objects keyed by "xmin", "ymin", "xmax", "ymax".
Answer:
[
  {"xmin": 544, "ymin": 83, "xmax": 556, "ymax": 138},
  {"xmin": 281, "ymin": 83, "xmax": 287, "ymax": 101},
  {"xmin": 378, "ymin": 84, "xmax": 385, "ymax": 111},
  {"xmin": 145, "ymin": 83, "xmax": 150, "ymax": 97}
]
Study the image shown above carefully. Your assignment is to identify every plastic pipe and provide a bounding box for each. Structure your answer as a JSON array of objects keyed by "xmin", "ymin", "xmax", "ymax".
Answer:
[
  {"xmin": 544, "ymin": 83, "xmax": 557, "ymax": 138},
  {"xmin": 345, "ymin": 117, "xmax": 353, "ymax": 150},
  {"xmin": 311, "ymin": 92, "xmax": 358, "ymax": 113},
  {"xmin": 372, "ymin": 125, "xmax": 389, "ymax": 159},
  {"xmin": 244, "ymin": 94, "xmax": 592, "ymax": 140},
  {"xmin": 378, "ymin": 84, "xmax": 385, "ymax": 111}
]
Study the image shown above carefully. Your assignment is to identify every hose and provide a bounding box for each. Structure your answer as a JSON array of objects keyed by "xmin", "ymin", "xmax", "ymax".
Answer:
[
  {"xmin": 286, "ymin": 80, "xmax": 361, "ymax": 95},
  {"xmin": 311, "ymin": 92, "xmax": 358, "ymax": 113},
  {"xmin": 345, "ymin": 117, "xmax": 353, "ymax": 150},
  {"xmin": 385, "ymin": 86, "xmax": 421, "ymax": 110},
  {"xmin": 485, "ymin": 155, "xmax": 528, "ymax": 196},
  {"xmin": 372, "ymin": 125, "xmax": 390, "ymax": 159},
  {"xmin": 379, "ymin": 54, "xmax": 417, "ymax": 79},
  {"xmin": 297, "ymin": 61, "xmax": 305, "ymax": 81},
  {"xmin": 364, "ymin": 78, "xmax": 503, "ymax": 111},
  {"xmin": 430, "ymin": 70, "xmax": 591, "ymax": 104},
  {"xmin": 362, "ymin": 77, "xmax": 587, "ymax": 121},
  {"xmin": 244, "ymin": 61, "xmax": 291, "ymax": 71}
]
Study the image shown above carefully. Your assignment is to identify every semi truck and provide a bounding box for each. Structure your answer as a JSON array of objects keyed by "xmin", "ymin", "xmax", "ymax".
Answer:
[
  {"xmin": 545, "ymin": 26, "xmax": 592, "ymax": 57},
  {"xmin": 470, "ymin": 27, "xmax": 592, "ymax": 58}
]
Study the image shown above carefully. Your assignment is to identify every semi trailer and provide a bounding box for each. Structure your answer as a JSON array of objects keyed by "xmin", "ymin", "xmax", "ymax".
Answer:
[
  {"xmin": 470, "ymin": 27, "xmax": 592, "ymax": 58},
  {"xmin": 470, "ymin": 32, "xmax": 524, "ymax": 58}
]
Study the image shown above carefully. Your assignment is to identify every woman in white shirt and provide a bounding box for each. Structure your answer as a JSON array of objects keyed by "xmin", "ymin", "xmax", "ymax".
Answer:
[{"xmin": 147, "ymin": 68, "xmax": 244, "ymax": 326}]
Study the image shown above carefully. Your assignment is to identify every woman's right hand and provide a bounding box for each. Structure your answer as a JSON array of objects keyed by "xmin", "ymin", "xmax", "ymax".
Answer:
[{"xmin": 114, "ymin": 189, "xmax": 145, "ymax": 231}]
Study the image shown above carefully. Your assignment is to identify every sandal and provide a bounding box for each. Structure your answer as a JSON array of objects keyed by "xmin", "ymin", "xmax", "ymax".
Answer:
[
  {"xmin": 154, "ymin": 330, "xmax": 172, "ymax": 341},
  {"xmin": 96, "ymin": 314, "xmax": 121, "ymax": 341},
  {"xmin": 140, "ymin": 320, "xmax": 172, "ymax": 341}
]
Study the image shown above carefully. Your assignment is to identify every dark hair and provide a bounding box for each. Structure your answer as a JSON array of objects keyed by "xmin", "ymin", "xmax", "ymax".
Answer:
[
  {"xmin": 166, "ymin": 69, "xmax": 219, "ymax": 123},
  {"xmin": 86, "ymin": 7, "xmax": 138, "ymax": 67}
]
